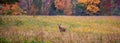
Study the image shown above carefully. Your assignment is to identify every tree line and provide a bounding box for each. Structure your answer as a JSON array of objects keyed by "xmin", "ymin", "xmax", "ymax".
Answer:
[{"xmin": 0, "ymin": 0, "xmax": 120, "ymax": 16}]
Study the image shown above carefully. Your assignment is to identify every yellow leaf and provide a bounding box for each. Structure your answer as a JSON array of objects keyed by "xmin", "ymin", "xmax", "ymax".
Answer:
[
  {"xmin": 78, "ymin": 0, "xmax": 87, "ymax": 4},
  {"xmin": 87, "ymin": 5, "xmax": 100, "ymax": 13}
]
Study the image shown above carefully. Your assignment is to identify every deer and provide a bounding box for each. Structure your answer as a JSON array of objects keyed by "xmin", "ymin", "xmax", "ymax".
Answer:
[{"xmin": 58, "ymin": 24, "xmax": 66, "ymax": 32}]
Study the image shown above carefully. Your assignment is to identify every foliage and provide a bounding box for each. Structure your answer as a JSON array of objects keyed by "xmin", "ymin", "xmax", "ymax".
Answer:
[
  {"xmin": 1, "ymin": 3, "xmax": 23, "ymax": 15},
  {"xmin": 75, "ymin": 3, "xmax": 86, "ymax": 15},
  {"xmin": 0, "ymin": 37, "xmax": 10, "ymax": 43},
  {"xmin": 54, "ymin": 0, "xmax": 72, "ymax": 15},
  {"xmin": 78, "ymin": 0, "xmax": 100, "ymax": 5},
  {"xmin": 0, "ymin": 0, "xmax": 120, "ymax": 16},
  {"xmin": 19, "ymin": 0, "xmax": 34, "ymax": 15},
  {"xmin": 4, "ymin": 9, "xmax": 13, "ymax": 15},
  {"xmin": 41, "ymin": 0, "xmax": 51, "ymax": 15},
  {"xmin": 78, "ymin": 0, "xmax": 100, "ymax": 14},
  {"xmin": 11, "ymin": 3, "xmax": 23, "ymax": 15},
  {"xmin": 100, "ymin": 0, "xmax": 114, "ymax": 15},
  {"xmin": 19, "ymin": 0, "xmax": 42, "ymax": 15},
  {"xmin": 32, "ymin": 0, "xmax": 42, "ymax": 15},
  {"xmin": 0, "ymin": 0, "xmax": 19, "ymax": 4},
  {"xmin": 113, "ymin": 7, "xmax": 120, "ymax": 15},
  {"xmin": 87, "ymin": 5, "xmax": 100, "ymax": 13}
]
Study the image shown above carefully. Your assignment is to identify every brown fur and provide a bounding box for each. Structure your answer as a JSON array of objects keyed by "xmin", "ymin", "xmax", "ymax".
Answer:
[{"xmin": 58, "ymin": 24, "xmax": 66, "ymax": 32}]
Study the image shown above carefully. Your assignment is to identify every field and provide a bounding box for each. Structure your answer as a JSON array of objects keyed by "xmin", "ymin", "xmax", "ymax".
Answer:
[{"xmin": 0, "ymin": 16, "xmax": 120, "ymax": 43}]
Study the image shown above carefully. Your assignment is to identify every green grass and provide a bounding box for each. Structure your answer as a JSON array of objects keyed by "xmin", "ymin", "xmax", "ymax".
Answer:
[{"xmin": 0, "ymin": 16, "xmax": 120, "ymax": 43}]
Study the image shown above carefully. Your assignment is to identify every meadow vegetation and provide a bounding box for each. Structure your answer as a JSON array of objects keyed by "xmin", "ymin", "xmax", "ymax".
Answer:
[{"xmin": 0, "ymin": 16, "xmax": 120, "ymax": 43}]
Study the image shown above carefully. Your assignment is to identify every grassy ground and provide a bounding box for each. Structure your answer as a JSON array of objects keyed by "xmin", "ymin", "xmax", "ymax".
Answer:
[{"xmin": 0, "ymin": 16, "xmax": 120, "ymax": 43}]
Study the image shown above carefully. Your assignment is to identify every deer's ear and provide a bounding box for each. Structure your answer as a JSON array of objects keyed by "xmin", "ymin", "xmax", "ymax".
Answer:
[{"xmin": 57, "ymin": 24, "xmax": 61, "ymax": 25}]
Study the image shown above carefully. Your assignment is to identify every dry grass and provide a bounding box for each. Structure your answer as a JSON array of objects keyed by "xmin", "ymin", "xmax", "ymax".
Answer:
[{"xmin": 0, "ymin": 16, "xmax": 120, "ymax": 43}]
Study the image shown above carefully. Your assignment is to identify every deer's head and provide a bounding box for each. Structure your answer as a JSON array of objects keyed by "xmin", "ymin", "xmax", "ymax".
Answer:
[{"xmin": 57, "ymin": 24, "xmax": 61, "ymax": 26}]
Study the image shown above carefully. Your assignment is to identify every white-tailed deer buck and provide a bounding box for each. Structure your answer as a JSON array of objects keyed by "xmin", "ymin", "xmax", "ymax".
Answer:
[{"xmin": 58, "ymin": 24, "xmax": 66, "ymax": 32}]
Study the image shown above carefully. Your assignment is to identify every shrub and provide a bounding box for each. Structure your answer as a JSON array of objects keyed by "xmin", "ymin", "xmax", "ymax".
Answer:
[{"xmin": 0, "ymin": 37, "xmax": 10, "ymax": 43}]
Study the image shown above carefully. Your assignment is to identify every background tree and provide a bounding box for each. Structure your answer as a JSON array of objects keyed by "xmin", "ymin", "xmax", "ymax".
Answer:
[
  {"xmin": 78, "ymin": 0, "xmax": 100, "ymax": 15},
  {"xmin": 112, "ymin": 0, "xmax": 120, "ymax": 15},
  {"xmin": 33, "ymin": 0, "xmax": 42, "ymax": 15},
  {"xmin": 19, "ymin": 0, "xmax": 38, "ymax": 15},
  {"xmin": 49, "ymin": 0, "xmax": 57, "ymax": 15},
  {"xmin": 100, "ymin": 0, "xmax": 114, "ymax": 16},
  {"xmin": 0, "ymin": 0, "xmax": 19, "ymax": 9},
  {"xmin": 0, "ymin": 0, "xmax": 19, "ymax": 4},
  {"xmin": 54, "ymin": 0, "xmax": 72, "ymax": 15},
  {"xmin": 71, "ymin": 0, "xmax": 80, "ymax": 15},
  {"xmin": 41, "ymin": 0, "xmax": 51, "ymax": 15},
  {"xmin": 0, "ymin": 0, "xmax": 19, "ymax": 15},
  {"xmin": 11, "ymin": 3, "xmax": 23, "ymax": 15}
]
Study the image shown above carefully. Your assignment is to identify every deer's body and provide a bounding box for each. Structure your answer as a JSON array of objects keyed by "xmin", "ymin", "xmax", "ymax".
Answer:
[{"xmin": 58, "ymin": 24, "xmax": 66, "ymax": 32}]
